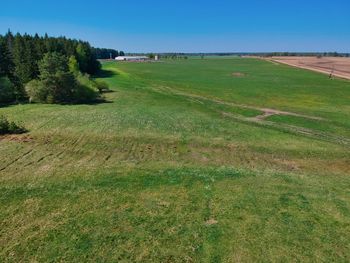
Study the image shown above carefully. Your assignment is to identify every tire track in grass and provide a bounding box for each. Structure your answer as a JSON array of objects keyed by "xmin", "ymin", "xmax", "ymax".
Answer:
[
  {"xmin": 22, "ymin": 152, "xmax": 55, "ymax": 167},
  {"xmin": 222, "ymin": 112, "xmax": 350, "ymax": 147},
  {"xmin": 149, "ymin": 85, "xmax": 350, "ymax": 147},
  {"xmin": 0, "ymin": 149, "xmax": 33, "ymax": 172},
  {"xmin": 100, "ymin": 136, "xmax": 181, "ymax": 164},
  {"xmin": 151, "ymin": 86, "xmax": 324, "ymax": 121},
  {"xmin": 36, "ymin": 153, "xmax": 54, "ymax": 163}
]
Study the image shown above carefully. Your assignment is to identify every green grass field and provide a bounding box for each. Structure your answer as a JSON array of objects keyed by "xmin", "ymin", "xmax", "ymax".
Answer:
[{"xmin": 1, "ymin": 57, "xmax": 350, "ymax": 262}]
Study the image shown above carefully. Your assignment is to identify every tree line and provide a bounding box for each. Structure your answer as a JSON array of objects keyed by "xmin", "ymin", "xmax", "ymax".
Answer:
[
  {"xmin": 0, "ymin": 31, "xmax": 116, "ymax": 104},
  {"xmin": 258, "ymin": 52, "xmax": 349, "ymax": 57},
  {"xmin": 92, "ymin": 48, "xmax": 125, "ymax": 59},
  {"xmin": 140, "ymin": 52, "xmax": 350, "ymax": 58}
]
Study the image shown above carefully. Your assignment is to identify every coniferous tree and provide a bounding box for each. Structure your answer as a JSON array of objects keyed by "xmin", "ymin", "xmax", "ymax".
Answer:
[
  {"xmin": 13, "ymin": 34, "xmax": 33, "ymax": 85},
  {"xmin": 0, "ymin": 37, "xmax": 14, "ymax": 78},
  {"xmin": 0, "ymin": 37, "xmax": 16, "ymax": 102}
]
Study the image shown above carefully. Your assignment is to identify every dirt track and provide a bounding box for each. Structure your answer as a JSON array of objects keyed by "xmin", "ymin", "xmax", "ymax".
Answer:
[{"xmin": 268, "ymin": 56, "xmax": 350, "ymax": 80}]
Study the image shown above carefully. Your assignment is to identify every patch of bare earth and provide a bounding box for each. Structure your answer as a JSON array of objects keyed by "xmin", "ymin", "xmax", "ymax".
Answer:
[
  {"xmin": 231, "ymin": 72, "xmax": 246, "ymax": 77},
  {"xmin": 205, "ymin": 218, "xmax": 218, "ymax": 226},
  {"xmin": 0, "ymin": 134, "xmax": 33, "ymax": 143},
  {"xmin": 250, "ymin": 108, "xmax": 322, "ymax": 121}
]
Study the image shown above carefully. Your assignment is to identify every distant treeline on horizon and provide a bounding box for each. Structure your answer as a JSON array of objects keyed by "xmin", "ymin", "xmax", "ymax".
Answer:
[{"xmin": 127, "ymin": 52, "xmax": 350, "ymax": 57}]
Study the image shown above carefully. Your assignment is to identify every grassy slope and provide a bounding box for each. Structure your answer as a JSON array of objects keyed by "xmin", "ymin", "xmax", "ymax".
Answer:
[{"xmin": 1, "ymin": 57, "xmax": 350, "ymax": 262}]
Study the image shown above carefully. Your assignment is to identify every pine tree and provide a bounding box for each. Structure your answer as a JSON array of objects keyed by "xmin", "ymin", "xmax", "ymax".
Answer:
[{"xmin": 0, "ymin": 38, "xmax": 13, "ymax": 77}]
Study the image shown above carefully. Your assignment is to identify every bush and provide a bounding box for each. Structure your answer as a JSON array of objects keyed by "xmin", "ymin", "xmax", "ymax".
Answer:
[
  {"xmin": 0, "ymin": 115, "xmax": 27, "ymax": 135},
  {"xmin": 0, "ymin": 77, "xmax": 15, "ymax": 103},
  {"xmin": 26, "ymin": 72, "xmax": 77, "ymax": 104},
  {"xmin": 8, "ymin": 121, "xmax": 27, "ymax": 134},
  {"xmin": 0, "ymin": 115, "xmax": 9, "ymax": 133},
  {"xmin": 75, "ymin": 73, "xmax": 100, "ymax": 102},
  {"xmin": 93, "ymin": 80, "xmax": 110, "ymax": 93}
]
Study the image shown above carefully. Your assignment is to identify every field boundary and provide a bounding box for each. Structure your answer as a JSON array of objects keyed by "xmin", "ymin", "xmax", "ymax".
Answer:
[{"xmin": 265, "ymin": 57, "xmax": 350, "ymax": 80}]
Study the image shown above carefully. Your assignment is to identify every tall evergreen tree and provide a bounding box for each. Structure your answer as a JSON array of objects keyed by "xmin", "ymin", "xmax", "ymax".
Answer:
[
  {"xmin": 12, "ymin": 34, "xmax": 33, "ymax": 85},
  {"xmin": 0, "ymin": 37, "xmax": 14, "ymax": 78}
]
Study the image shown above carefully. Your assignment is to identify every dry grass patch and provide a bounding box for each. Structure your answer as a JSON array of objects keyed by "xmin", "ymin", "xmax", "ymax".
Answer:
[{"xmin": 231, "ymin": 72, "xmax": 246, "ymax": 77}]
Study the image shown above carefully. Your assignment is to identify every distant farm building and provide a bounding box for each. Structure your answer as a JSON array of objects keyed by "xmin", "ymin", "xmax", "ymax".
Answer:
[{"xmin": 115, "ymin": 56, "xmax": 148, "ymax": 61}]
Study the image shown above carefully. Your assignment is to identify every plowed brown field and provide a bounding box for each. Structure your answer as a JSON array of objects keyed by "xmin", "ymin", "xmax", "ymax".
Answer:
[{"xmin": 269, "ymin": 56, "xmax": 350, "ymax": 80}]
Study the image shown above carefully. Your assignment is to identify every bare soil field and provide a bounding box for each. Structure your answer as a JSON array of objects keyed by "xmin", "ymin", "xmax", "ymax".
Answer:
[{"xmin": 269, "ymin": 56, "xmax": 350, "ymax": 80}]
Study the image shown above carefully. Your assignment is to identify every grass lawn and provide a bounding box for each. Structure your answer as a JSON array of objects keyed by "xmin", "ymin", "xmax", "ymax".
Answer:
[{"xmin": 1, "ymin": 57, "xmax": 350, "ymax": 262}]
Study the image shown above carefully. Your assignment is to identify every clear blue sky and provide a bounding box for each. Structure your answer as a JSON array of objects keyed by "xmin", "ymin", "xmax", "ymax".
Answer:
[{"xmin": 1, "ymin": 0, "xmax": 349, "ymax": 53}]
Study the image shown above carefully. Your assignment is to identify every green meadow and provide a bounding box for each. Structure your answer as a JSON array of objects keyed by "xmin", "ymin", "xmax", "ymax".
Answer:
[{"xmin": 1, "ymin": 57, "xmax": 350, "ymax": 262}]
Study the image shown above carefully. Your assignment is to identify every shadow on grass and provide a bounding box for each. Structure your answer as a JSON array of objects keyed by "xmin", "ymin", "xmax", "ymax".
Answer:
[
  {"xmin": 100, "ymin": 89, "xmax": 115, "ymax": 94},
  {"xmin": 0, "ymin": 98, "xmax": 114, "ymax": 108},
  {"xmin": 45, "ymin": 97, "xmax": 115, "ymax": 106},
  {"xmin": 0, "ymin": 101, "xmax": 25, "ymax": 109},
  {"xmin": 0, "ymin": 104, "xmax": 10, "ymax": 109},
  {"xmin": 95, "ymin": 69, "xmax": 118, "ymax": 79},
  {"xmin": 69, "ymin": 98, "xmax": 114, "ymax": 105}
]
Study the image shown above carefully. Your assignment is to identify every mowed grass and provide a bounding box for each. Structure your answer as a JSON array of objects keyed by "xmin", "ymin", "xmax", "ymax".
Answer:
[{"xmin": 1, "ymin": 57, "xmax": 350, "ymax": 262}]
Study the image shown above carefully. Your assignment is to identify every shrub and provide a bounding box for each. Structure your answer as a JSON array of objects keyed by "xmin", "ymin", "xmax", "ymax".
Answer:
[
  {"xmin": 0, "ymin": 115, "xmax": 9, "ymax": 133},
  {"xmin": 93, "ymin": 80, "xmax": 110, "ymax": 93},
  {"xmin": 74, "ymin": 73, "xmax": 100, "ymax": 102},
  {"xmin": 0, "ymin": 77, "xmax": 15, "ymax": 103},
  {"xmin": 0, "ymin": 115, "xmax": 26, "ymax": 135},
  {"xmin": 8, "ymin": 120, "xmax": 27, "ymax": 134}
]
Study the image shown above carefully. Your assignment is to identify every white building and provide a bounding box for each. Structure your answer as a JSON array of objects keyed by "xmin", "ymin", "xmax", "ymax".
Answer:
[{"xmin": 115, "ymin": 56, "xmax": 148, "ymax": 61}]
